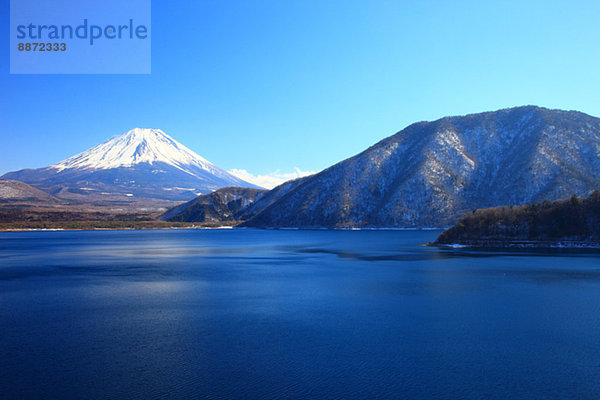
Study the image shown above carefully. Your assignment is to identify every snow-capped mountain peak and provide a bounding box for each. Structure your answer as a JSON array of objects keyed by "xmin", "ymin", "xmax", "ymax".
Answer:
[
  {"xmin": 50, "ymin": 128, "xmax": 217, "ymax": 176},
  {"xmin": 2, "ymin": 128, "xmax": 260, "ymax": 202}
]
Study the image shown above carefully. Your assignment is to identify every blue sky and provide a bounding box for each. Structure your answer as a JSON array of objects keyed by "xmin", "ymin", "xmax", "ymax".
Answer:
[{"xmin": 2, "ymin": 0, "xmax": 600, "ymax": 180}]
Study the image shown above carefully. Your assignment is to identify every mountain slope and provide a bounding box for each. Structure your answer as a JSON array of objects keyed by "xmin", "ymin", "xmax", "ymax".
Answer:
[
  {"xmin": 236, "ymin": 177, "xmax": 308, "ymax": 221},
  {"xmin": 243, "ymin": 106, "xmax": 600, "ymax": 228},
  {"xmin": 2, "ymin": 128, "xmax": 260, "ymax": 202},
  {"xmin": 0, "ymin": 179, "xmax": 61, "ymax": 204},
  {"xmin": 161, "ymin": 177, "xmax": 307, "ymax": 224},
  {"xmin": 161, "ymin": 187, "xmax": 268, "ymax": 223}
]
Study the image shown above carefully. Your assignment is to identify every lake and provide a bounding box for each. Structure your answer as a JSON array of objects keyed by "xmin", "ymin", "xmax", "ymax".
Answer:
[{"xmin": 1, "ymin": 229, "xmax": 600, "ymax": 399}]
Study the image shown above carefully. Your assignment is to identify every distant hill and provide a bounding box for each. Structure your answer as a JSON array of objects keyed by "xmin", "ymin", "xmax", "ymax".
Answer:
[
  {"xmin": 161, "ymin": 178, "xmax": 307, "ymax": 223},
  {"xmin": 433, "ymin": 191, "xmax": 600, "ymax": 248},
  {"xmin": 242, "ymin": 106, "xmax": 600, "ymax": 228},
  {"xmin": 235, "ymin": 178, "xmax": 306, "ymax": 221},
  {"xmin": 0, "ymin": 179, "xmax": 61, "ymax": 204},
  {"xmin": 161, "ymin": 187, "xmax": 268, "ymax": 223},
  {"xmin": 2, "ymin": 128, "xmax": 260, "ymax": 204}
]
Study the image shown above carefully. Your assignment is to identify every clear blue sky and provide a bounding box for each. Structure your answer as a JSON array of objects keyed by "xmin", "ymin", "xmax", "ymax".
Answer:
[{"xmin": 2, "ymin": 0, "xmax": 600, "ymax": 176}]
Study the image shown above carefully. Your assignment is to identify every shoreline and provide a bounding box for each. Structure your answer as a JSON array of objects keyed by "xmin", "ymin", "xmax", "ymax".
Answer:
[
  {"xmin": 0, "ymin": 225, "xmax": 446, "ymax": 233},
  {"xmin": 0, "ymin": 225, "xmax": 235, "ymax": 233},
  {"xmin": 430, "ymin": 239, "xmax": 600, "ymax": 249}
]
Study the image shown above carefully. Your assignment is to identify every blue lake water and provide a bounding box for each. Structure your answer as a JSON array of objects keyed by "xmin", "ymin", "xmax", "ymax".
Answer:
[{"xmin": 1, "ymin": 229, "xmax": 600, "ymax": 399}]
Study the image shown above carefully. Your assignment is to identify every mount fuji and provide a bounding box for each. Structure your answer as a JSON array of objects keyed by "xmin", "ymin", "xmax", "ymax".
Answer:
[{"xmin": 2, "ymin": 128, "xmax": 260, "ymax": 203}]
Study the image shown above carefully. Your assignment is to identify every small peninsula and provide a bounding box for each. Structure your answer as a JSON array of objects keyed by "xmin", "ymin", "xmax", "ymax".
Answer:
[{"xmin": 433, "ymin": 191, "xmax": 600, "ymax": 248}]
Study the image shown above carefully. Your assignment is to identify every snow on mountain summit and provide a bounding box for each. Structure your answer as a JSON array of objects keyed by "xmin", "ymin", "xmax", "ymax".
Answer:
[
  {"xmin": 51, "ymin": 128, "xmax": 219, "ymax": 177},
  {"xmin": 0, "ymin": 128, "xmax": 261, "ymax": 202}
]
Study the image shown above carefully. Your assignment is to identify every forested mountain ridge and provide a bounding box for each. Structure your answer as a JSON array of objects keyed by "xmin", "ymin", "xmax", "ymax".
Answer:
[{"xmin": 242, "ymin": 106, "xmax": 600, "ymax": 228}]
